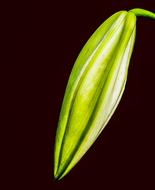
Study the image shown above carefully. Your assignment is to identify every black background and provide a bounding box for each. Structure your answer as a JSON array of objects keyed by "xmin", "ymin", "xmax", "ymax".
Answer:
[{"xmin": 3, "ymin": 0, "xmax": 155, "ymax": 189}]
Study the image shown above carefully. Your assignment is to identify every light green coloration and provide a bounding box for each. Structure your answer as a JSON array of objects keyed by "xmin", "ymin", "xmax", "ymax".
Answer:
[
  {"xmin": 54, "ymin": 8, "xmax": 155, "ymax": 180},
  {"xmin": 130, "ymin": 8, "xmax": 155, "ymax": 19}
]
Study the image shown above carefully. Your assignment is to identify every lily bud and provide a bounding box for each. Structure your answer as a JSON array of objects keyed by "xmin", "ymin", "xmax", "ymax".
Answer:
[{"xmin": 54, "ymin": 9, "xmax": 155, "ymax": 180}]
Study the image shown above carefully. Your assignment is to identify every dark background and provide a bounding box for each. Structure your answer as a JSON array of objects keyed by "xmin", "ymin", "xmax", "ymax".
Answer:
[{"xmin": 3, "ymin": 0, "xmax": 155, "ymax": 189}]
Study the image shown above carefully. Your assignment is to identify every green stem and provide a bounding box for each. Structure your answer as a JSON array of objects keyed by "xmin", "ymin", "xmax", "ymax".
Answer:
[{"xmin": 129, "ymin": 8, "xmax": 155, "ymax": 20}]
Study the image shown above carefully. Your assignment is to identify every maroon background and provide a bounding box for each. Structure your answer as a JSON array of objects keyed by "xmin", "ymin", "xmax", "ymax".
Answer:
[{"xmin": 3, "ymin": 0, "xmax": 155, "ymax": 189}]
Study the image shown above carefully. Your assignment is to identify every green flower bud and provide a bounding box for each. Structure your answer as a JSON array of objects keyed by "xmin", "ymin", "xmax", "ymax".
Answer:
[{"xmin": 54, "ymin": 8, "xmax": 155, "ymax": 180}]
